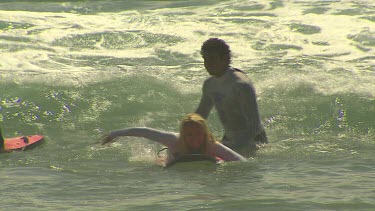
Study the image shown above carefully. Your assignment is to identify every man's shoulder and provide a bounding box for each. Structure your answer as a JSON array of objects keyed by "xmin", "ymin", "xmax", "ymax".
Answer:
[
  {"xmin": 232, "ymin": 68, "xmax": 246, "ymax": 74},
  {"xmin": 203, "ymin": 75, "xmax": 216, "ymax": 85},
  {"xmin": 231, "ymin": 68, "xmax": 247, "ymax": 77},
  {"xmin": 231, "ymin": 68, "xmax": 252, "ymax": 83},
  {"xmin": 230, "ymin": 69, "xmax": 256, "ymax": 91}
]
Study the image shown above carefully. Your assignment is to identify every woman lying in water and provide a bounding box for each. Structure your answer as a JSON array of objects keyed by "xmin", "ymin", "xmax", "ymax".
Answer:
[{"xmin": 100, "ymin": 113, "xmax": 246, "ymax": 166}]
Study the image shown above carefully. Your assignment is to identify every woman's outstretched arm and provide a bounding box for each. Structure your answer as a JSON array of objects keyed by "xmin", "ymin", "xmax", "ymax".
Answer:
[
  {"xmin": 100, "ymin": 127, "xmax": 178, "ymax": 148},
  {"xmin": 212, "ymin": 143, "xmax": 247, "ymax": 162}
]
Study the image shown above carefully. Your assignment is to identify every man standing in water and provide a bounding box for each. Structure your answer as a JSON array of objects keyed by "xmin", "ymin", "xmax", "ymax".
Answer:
[{"xmin": 195, "ymin": 38, "xmax": 267, "ymax": 156}]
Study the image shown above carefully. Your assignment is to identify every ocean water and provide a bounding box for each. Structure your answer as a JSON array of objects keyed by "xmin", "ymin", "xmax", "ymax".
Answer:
[{"xmin": 0, "ymin": 0, "xmax": 374, "ymax": 210}]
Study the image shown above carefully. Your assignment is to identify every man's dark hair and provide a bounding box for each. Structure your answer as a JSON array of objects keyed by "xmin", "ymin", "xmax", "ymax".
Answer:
[{"xmin": 200, "ymin": 38, "xmax": 232, "ymax": 63}]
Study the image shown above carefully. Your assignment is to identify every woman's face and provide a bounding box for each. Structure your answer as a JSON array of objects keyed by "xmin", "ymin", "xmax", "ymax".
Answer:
[{"xmin": 183, "ymin": 122, "xmax": 206, "ymax": 151}]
